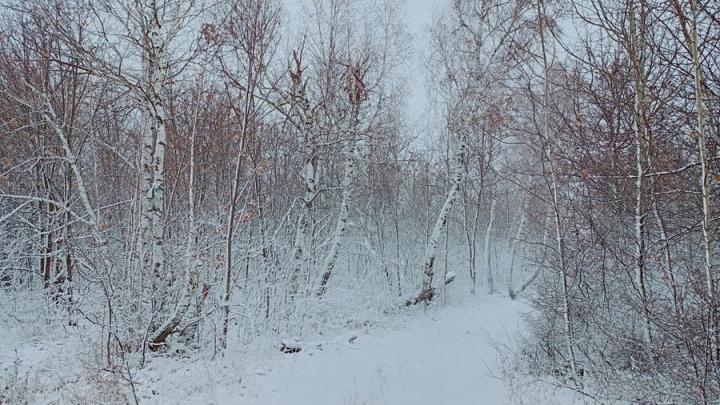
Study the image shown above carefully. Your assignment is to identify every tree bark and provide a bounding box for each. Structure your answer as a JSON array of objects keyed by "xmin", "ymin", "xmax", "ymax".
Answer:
[
  {"xmin": 628, "ymin": 0, "xmax": 652, "ymax": 347},
  {"xmin": 407, "ymin": 139, "xmax": 466, "ymax": 306},
  {"xmin": 536, "ymin": 0, "xmax": 579, "ymax": 382},
  {"xmin": 150, "ymin": 77, "xmax": 203, "ymax": 349},
  {"xmin": 484, "ymin": 197, "xmax": 497, "ymax": 295},
  {"xmin": 317, "ymin": 134, "xmax": 358, "ymax": 297}
]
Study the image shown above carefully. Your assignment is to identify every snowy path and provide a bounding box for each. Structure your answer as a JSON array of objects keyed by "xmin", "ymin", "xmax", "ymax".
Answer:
[
  {"xmin": 133, "ymin": 295, "xmax": 568, "ymax": 404},
  {"xmin": 238, "ymin": 296, "xmax": 526, "ymax": 405},
  {"xmin": 2, "ymin": 293, "xmax": 578, "ymax": 404}
]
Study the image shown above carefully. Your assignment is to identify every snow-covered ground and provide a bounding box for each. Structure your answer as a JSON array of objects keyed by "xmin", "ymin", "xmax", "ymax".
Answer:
[
  {"xmin": 1, "ymin": 294, "xmax": 583, "ymax": 404},
  {"xmin": 134, "ymin": 295, "xmax": 581, "ymax": 405},
  {"xmin": 242, "ymin": 296, "xmax": 518, "ymax": 405}
]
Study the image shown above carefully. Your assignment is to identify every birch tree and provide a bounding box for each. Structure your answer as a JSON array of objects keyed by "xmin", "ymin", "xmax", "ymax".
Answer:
[
  {"xmin": 288, "ymin": 49, "xmax": 320, "ymax": 298},
  {"xmin": 149, "ymin": 74, "xmax": 205, "ymax": 348},
  {"xmin": 533, "ymin": 0, "xmax": 579, "ymax": 381},
  {"xmin": 484, "ymin": 196, "xmax": 497, "ymax": 294},
  {"xmin": 317, "ymin": 63, "xmax": 368, "ymax": 297},
  {"xmin": 407, "ymin": 128, "xmax": 466, "ymax": 305},
  {"xmin": 671, "ymin": 0, "xmax": 719, "ymax": 362},
  {"xmin": 215, "ymin": 0, "xmax": 280, "ymax": 349},
  {"xmin": 627, "ymin": 0, "xmax": 653, "ymax": 348}
]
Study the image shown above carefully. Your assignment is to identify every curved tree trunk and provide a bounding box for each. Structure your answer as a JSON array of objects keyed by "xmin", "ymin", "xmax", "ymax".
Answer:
[
  {"xmin": 317, "ymin": 137, "xmax": 358, "ymax": 297},
  {"xmin": 407, "ymin": 139, "xmax": 466, "ymax": 306}
]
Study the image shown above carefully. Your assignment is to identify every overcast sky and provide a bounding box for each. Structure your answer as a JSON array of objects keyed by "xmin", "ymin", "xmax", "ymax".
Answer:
[{"xmin": 402, "ymin": 0, "xmax": 439, "ymax": 121}]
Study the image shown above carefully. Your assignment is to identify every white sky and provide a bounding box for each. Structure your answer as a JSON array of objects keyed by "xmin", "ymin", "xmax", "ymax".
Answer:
[{"xmin": 402, "ymin": 0, "xmax": 440, "ymax": 120}]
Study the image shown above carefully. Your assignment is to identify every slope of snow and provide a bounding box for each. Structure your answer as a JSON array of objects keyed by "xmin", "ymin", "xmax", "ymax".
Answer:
[{"xmin": 136, "ymin": 295, "xmax": 583, "ymax": 404}]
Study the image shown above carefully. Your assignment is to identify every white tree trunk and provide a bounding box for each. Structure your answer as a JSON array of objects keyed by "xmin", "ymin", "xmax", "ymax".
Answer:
[
  {"xmin": 137, "ymin": 0, "xmax": 168, "ymax": 313},
  {"xmin": 507, "ymin": 199, "xmax": 527, "ymax": 290},
  {"xmin": 536, "ymin": 0, "xmax": 579, "ymax": 382},
  {"xmin": 317, "ymin": 138, "xmax": 358, "ymax": 297},
  {"xmin": 650, "ymin": 177, "xmax": 679, "ymax": 313},
  {"xmin": 149, "ymin": 9, "xmax": 167, "ymax": 289},
  {"xmin": 484, "ymin": 198, "xmax": 497, "ymax": 295},
  {"xmin": 150, "ymin": 78, "xmax": 203, "ymax": 349},
  {"xmin": 628, "ymin": 0, "xmax": 652, "ymax": 347},
  {"xmin": 686, "ymin": 0, "xmax": 718, "ymax": 359},
  {"xmin": 32, "ymin": 92, "xmax": 118, "ymax": 363},
  {"xmin": 510, "ymin": 209, "xmax": 549, "ymax": 299},
  {"xmin": 289, "ymin": 79, "xmax": 318, "ymax": 298},
  {"xmin": 407, "ymin": 139, "xmax": 466, "ymax": 305}
]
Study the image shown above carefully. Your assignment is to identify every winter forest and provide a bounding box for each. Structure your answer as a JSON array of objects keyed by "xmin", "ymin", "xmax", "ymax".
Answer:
[{"xmin": 1, "ymin": 0, "xmax": 719, "ymax": 403}]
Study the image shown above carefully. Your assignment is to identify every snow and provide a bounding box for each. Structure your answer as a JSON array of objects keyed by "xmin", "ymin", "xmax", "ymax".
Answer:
[
  {"xmin": 1, "ymin": 293, "xmax": 583, "ymax": 404},
  {"xmin": 243, "ymin": 296, "xmax": 517, "ymax": 405},
  {"xmin": 133, "ymin": 295, "xmax": 581, "ymax": 405}
]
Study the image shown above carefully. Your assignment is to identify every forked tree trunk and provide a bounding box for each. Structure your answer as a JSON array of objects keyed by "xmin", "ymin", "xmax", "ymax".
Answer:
[
  {"xmin": 289, "ymin": 56, "xmax": 318, "ymax": 299},
  {"xmin": 317, "ymin": 70, "xmax": 366, "ymax": 297},
  {"xmin": 317, "ymin": 136, "xmax": 358, "ymax": 297},
  {"xmin": 151, "ymin": 79, "xmax": 203, "ymax": 349}
]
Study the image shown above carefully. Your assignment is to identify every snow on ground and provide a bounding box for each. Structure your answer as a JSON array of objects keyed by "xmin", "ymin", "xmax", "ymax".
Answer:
[
  {"xmin": 1, "ymin": 293, "xmax": 584, "ymax": 404},
  {"xmin": 244, "ymin": 296, "xmax": 517, "ymax": 405},
  {"xmin": 137, "ymin": 295, "xmax": 582, "ymax": 405}
]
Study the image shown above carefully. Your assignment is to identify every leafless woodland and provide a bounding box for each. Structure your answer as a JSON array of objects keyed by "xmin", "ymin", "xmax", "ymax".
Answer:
[{"xmin": 1, "ymin": 0, "xmax": 720, "ymax": 403}]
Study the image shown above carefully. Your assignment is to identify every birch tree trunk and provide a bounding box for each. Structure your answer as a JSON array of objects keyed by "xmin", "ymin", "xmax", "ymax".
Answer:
[
  {"xmin": 150, "ymin": 77, "xmax": 203, "ymax": 349},
  {"xmin": 484, "ymin": 197, "xmax": 497, "ymax": 295},
  {"xmin": 289, "ymin": 52, "xmax": 319, "ymax": 298},
  {"xmin": 510, "ymin": 209, "xmax": 549, "ymax": 299},
  {"xmin": 316, "ymin": 127, "xmax": 358, "ymax": 297},
  {"xmin": 628, "ymin": 0, "xmax": 652, "ymax": 347},
  {"xmin": 316, "ymin": 61, "xmax": 369, "ymax": 297},
  {"xmin": 220, "ymin": 84, "xmax": 252, "ymax": 350},
  {"xmin": 536, "ymin": 0, "xmax": 579, "ymax": 382},
  {"xmin": 671, "ymin": 0, "xmax": 719, "ymax": 362},
  {"xmin": 138, "ymin": 0, "xmax": 169, "ymax": 314},
  {"xmin": 507, "ymin": 199, "xmax": 527, "ymax": 290},
  {"xmin": 463, "ymin": 186, "xmax": 481, "ymax": 294},
  {"xmin": 407, "ymin": 138, "xmax": 466, "ymax": 306}
]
